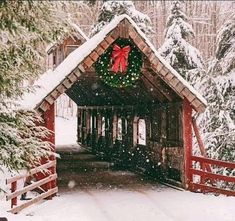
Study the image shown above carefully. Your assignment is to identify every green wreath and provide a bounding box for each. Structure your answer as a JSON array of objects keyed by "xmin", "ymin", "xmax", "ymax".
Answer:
[{"xmin": 95, "ymin": 38, "xmax": 143, "ymax": 88}]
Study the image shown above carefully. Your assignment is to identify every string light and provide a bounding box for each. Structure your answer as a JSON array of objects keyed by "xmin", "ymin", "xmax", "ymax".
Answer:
[{"xmin": 94, "ymin": 38, "xmax": 143, "ymax": 88}]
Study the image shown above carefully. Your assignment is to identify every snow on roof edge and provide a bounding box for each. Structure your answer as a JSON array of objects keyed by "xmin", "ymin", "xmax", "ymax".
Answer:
[
  {"xmin": 20, "ymin": 14, "xmax": 206, "ymax": 111},
  {"xmin": 19, "ymin": 15, "xmax": 129, "ymax": 110},
  {"xmin": 124, "ymin": 16, "xmax": 207, "ymax": 107}
]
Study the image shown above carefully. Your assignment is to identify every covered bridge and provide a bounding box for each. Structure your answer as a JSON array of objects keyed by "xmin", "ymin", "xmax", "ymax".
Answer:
[{"xmin": 20, "ymin": 15, "xmax": 207, "ymax": 193}]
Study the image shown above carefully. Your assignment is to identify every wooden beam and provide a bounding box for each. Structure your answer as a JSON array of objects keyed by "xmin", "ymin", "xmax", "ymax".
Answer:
[
  {"xmin": 67, "ymin": 72, "xmax": 79, "ymax": 83},
  {"xmin": 95, "ymin": 45, "xmax": 106, "ymax": 56},
  {"xmin": 38, "ymin": 101, "xmax": 51, "ymax": 113},
  {"xmin": 6, "ymin": 161, "xmax": 56, "ymax": 184},
  {"xmin": 100, "ymin": 39, "xmax": 109, "ymax": 50},
  {"xmin": 190, "ymin": 169, "xmax": 235, "ymax": 183},
  {"xmin": 9, "ymin": 187, "xmax": 58, "ymax": 214},
  {"xmin": 83, "ymin": 56, "xmax": 94, "ymax": 68},
  {"xmin": 183, "ymin": 98, "xmax": 193, "ymax": 190},
  {"xmin": 44, "ymin": 95, "xmax": 55, "ymax": 105},
  {"xmin": 6, "ymin": 174, "xmax": 57, "ymax": 201},
  {"xmin": 50, "ymin": 88, "xmax": 61, "ymax": 100},
  {"xmin": 141, "ymin": 75, "xmax": 166, "ymax": 102},
  {"xmin": 142, "ymin": 69, "xmax": 175, "ymax": 101},
  {"xmin": 190, "ymin": 183, "xmax": 235, "ymax": 197},
  {"xmin": 138, "ymin": 77, "xmax": 160, "ymax": 102},
  {"xmin": 89, "ymin": 51, "xmax": 100, "ymax": 62},
  {"xmin": 191, "ymin": 156, "xmax": 235, "ymax": 169}
]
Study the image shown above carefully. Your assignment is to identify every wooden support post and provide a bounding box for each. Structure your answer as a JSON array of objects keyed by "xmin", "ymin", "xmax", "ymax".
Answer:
[
  {"xmin": 112, "ymin": 113, "xmax": 117, "ymax": 143},
  {"xmin": 133, "ymin": 116, "xmax": 138, "ymax": 147},
  {"xmin": 77, "ymin": 108, "xmax": 82, "ymax": 142},
  {"xmin": 35, "ymin": 103, "xmax": 56, "ymax": 199},
  {"xmin": 97, "ymin": 114, "xmax": 102, "ymax": 137},
  {"xmin": 192, "ymin": 118, "xmax": 212, "ymax": 173},
  {"xmin": 11, "ymin": 181, "xmax": 17, "ymax": 208},
  {"xmin": 127, "ymin": 116, "xmax": 134, "ymax": 148},
  {"xmin": 86, "ymin": 110, "xmax": 91, "ymax": 135},
  {"xmin": 182, "ymin": 98, "xmax": 193, "ymax": 190},
  {"xmin": 201, "ymin": 161, "xmax": 206, "ymax": 190},
  {"xmin": 81, "ymin": 110, "xmax": 86, "ymax": 145}
]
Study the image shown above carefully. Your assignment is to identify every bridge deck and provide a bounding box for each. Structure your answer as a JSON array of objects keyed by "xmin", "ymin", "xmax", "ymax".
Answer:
[{"xmin": 56, "ymin": 145, "xmax": 161, "ymax": 193}]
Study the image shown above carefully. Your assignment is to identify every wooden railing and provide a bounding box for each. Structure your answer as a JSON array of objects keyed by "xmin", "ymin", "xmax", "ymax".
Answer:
[
  {"xmin": 189, "ymin": 156, "xmax": 235, "ymax": 196},
  {"xmin": 6, "ymin": 160, "xmax": 58, "ymax": 214}
]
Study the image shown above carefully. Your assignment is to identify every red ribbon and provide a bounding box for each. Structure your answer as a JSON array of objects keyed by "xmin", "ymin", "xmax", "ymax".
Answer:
[{"xmin": 111, "ymin": 44, "xmax": 131, "ymax": 73}]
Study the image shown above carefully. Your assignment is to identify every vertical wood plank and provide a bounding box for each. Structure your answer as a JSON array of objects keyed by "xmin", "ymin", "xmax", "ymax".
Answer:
[
  {"xmin": 112, "ymin": 113, "xmax": 117, "ymax": 143},
  {"xmin": 35, "ymin": 103, "xmax": 56, "ymax": 198},
  {"xmin": 77, "ymin": 108, "xmax": 82, "ymax": 142},
  {"xmin": 45, "ymin": 103, "xmax": 56, "ymax": 198},
  {"xmin": 133, "ymin": 116, "xmax": 138, "ymax": 146},
  {"xmin": 182, "ymin": 98, "xmax": 193, "ymax": 190}
]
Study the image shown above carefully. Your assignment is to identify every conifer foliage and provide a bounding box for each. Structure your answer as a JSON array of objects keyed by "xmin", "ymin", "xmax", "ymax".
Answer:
[
  {"xmin": 159, "ymin": 0, "xmax": 204, "ymax": 85},
  {"xmin": 90, "ymin": 1, "xmax": 153, "ymax": 37},
  {"xmin": 198, "ymin": 14, "xmax": 235, "ymax": 167},
  {"xmin": 0, "ymin": 1, "xmax": 73, "ymax": 172}
]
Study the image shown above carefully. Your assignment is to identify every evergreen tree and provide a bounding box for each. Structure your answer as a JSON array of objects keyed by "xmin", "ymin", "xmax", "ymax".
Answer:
[
  {"xmin": 0, "ymin": 1, "xmax": 75, "ymax": 172},
  {"xmin": 198, "ymin": 14, "xmax": 235, "ymax": 169},
  {"xmin": 159, "ymin": 0, "xmax": 205, "ymax": 88},
  {"xmin": 90, "ymin": 0, "xmax": 153, "ymax": 37}
]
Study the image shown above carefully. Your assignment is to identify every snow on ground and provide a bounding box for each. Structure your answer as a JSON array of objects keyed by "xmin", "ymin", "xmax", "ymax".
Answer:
[
  {"xmin": 55, "ymin": 116, "xmax": 77, "ymax": 146},
  {"xmin": 1, "ymin": 116, "xmax": 235, "ymax": 220},
  {"xmin": 1, "ymin": 186, "xmax": 235, "ymax": 221}
]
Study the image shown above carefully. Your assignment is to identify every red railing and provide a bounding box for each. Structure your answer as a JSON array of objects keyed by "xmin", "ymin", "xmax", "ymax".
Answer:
[
  {"xmin": 6, "ymin": 160, "xmax": 57, "ymax": 214},
  {"xmin": 189, "ymin": 155, "xmax": 235, "ymax": 196}
]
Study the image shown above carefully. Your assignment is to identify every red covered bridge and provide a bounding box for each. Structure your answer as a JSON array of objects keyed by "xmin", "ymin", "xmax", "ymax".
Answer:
[{"xmin": 7, "ymin": 14, "xmax": 235, "ymax": 213}]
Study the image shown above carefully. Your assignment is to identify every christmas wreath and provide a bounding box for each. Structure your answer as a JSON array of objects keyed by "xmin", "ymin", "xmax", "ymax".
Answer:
[{"xmin": 95, "ymin": 38, "xmax": 143, "ymax": 88}]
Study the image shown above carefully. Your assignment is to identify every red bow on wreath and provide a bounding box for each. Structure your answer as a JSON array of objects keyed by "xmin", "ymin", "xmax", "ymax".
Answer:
[{"xmin": 111, "ymin": 44, "xmax": 131, "ymax": 73}]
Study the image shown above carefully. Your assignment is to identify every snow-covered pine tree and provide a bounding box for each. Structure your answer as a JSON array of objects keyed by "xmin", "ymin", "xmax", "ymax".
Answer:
[
  {"xmin": 0, "ymin": 1, "xmax": 76, "ymax": 172},
  {"xmin": 159, "ymin": 0, "xmax": 205, "ymax": 88},
  {"xmin": 198, "ymin": 14, "xmax": 235, "ymax": 169},
  {"xmin": 90, "ymin": 1, "xmax": 153, "ymax": 37}
]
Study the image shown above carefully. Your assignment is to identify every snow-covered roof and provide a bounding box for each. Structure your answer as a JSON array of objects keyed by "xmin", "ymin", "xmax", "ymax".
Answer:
[
  {"xmin": 45, "ymin": 24, "xmax": 88, "ymax": 54},
  {"xmin": 19, "ymin": 14, "xmax": 207, "ymax": 112}
]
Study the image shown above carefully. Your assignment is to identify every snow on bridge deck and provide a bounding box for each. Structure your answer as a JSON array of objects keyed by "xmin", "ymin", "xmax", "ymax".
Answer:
[
  {"xmin": 2, "ymin": 117, "xmax": 235, "ymax": 220},
  {"xmin": 2, "ymin": 183, "xmax": 235, "ymax": 221},
  {"xmin": 2, "ymin": 149, "xmax": 235, "ymax": 221}
]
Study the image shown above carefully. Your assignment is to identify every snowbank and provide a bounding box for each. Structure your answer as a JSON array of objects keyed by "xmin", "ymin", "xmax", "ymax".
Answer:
[{"xmin": 1, "ymin": 187, "xmax": 235, "ymax": 221}]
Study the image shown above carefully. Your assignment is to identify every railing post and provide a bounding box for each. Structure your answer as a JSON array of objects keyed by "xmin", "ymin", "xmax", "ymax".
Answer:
[
  {"xmin": 11, "ymin": 181, "xmax": 17, "ymax": 208},
  {"xmin": 201, "ymin": 161, "xmax": 206, "ymax": 193}
]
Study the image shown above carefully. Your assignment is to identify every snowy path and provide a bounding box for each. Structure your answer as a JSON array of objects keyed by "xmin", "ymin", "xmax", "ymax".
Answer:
[
  {"xmin": 2, "ymin": 151, "xmax": 235, "ymax": 221},
  {"xmin": 3, "ymin": 186, "xmax": 235, "ymax": 221}
]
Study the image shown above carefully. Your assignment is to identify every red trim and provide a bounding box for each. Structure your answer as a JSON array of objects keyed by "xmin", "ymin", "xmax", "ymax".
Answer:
[
  {"xmin": 35, "ymin": 103, "xmax": 56, "ymax": 195},
  {"xmin": 190, "ymin": 168, "xmax": 235, "ymax": 183},
  {"xmin": 190, "ymin": 155, "xmax": 235, "ymax": 196},
  {"xmin": 190, "ymin": 183, "xmax": 235, "ymax": 196},
  {"xmin": 191, "ymin": 155, "xmax": 235, "ymax": 169},
  {"xmin": 183, "ymin": 98, "xmax": 192, "ymax": 189}
]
